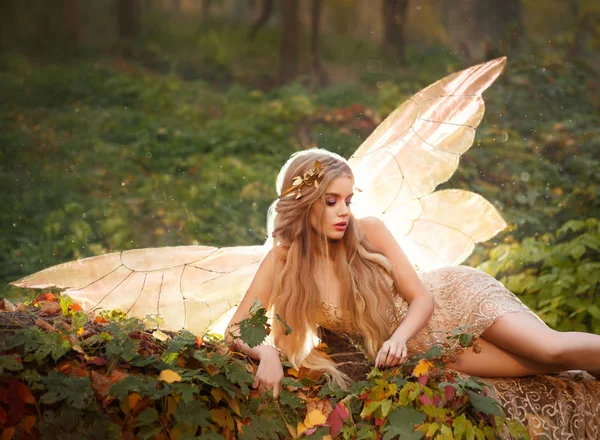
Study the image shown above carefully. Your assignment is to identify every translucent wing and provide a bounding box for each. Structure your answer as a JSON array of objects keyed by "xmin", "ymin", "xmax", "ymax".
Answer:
[
  {"xmin": 11, "ymin": 245, "xmax": 267, "ymax": 335},
  {"xmin": 349, "ymin": 57, "xmax": 507, "ymax": 271}
]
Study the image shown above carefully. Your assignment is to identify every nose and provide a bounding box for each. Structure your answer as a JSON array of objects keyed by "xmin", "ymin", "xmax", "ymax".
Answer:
[{"xmin": 338, "ymin": 203, "xmax": 350, "ymax": 217}]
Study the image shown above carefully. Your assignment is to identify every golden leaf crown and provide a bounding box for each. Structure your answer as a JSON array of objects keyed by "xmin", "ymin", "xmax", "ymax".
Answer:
[{"xmin": 279, "ymin": 160, "xmax": 334, "ymax": 200}]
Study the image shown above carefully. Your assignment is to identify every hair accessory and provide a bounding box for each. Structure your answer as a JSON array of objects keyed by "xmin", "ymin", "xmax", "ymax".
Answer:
[{"xmin": 280, "ymin": 160, "xmax": 333, "ymax": 199}]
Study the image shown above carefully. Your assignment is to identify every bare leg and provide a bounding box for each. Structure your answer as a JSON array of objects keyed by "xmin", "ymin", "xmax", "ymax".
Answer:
[
  {"xmin": 482, "ymin": 312, "xmax": 600, "ymax": 372},
  {"xmin": 450, "ymin": 336, "xmax": 562, "ymax": 377}
]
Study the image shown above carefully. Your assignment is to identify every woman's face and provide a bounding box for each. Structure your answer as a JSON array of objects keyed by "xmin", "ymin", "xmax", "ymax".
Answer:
[{"xmin": 309, "ymin": 175, "xmax": 354, "ymax": 240}]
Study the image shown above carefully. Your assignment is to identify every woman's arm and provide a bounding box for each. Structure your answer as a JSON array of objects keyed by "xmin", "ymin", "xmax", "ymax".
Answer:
[
  {"xmin": 225, "ymin": 249, "xmax": 279, "ymax": 360},
  {"xmin": 225, "ymin": 249, "xmax": 284, "ymax": 396},
  {"xmin": 359, "ymin": 217, "xmax": 435, "ymax": 366}
]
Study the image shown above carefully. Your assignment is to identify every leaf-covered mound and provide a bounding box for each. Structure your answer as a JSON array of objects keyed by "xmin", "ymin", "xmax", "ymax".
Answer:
[{"xmin": 0, "ymin": 293, "xmax": 528, "ymax": 439}]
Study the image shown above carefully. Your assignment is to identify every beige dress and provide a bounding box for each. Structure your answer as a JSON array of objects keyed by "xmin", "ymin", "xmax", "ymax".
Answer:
[{"xmin": 316, "ymin": 265, "xmax": 600, "ymax": 440}]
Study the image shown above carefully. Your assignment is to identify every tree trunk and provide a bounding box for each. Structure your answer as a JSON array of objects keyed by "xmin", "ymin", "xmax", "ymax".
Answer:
[
  {"xmin": 444, "ymin": 0, "xmax": 521, "ymax": 65},
  {"xmin": 172, "ymin": 0, "xmax": 181, "ymax": 13},
  {"xmin": 248, "ymin": 0, "xmax": 274, "ymax": 40},
  {"xmin": 62, "ymin": 0, "xmax": 79, "ymax": 47},
  {"xmin": 310, "ymin": 0, "xmax": 328, "ymax": 86},
  {"xmin": 202, "ymin": 0, "xmax": 212, "ymax": 22},
  {"xmin": 279, "ymin": 0, "xmax": 300, "ymax": 85},
  {"xmin": 117, "ymin": 0, "xmax": 140, "ymax": 38},
  {"xmin": 382, "ymin": 0, "xmax": 410, "ymax": 64}
]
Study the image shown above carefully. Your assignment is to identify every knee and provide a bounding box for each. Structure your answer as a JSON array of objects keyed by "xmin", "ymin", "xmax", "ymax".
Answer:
[{"xmin": 537, "ymin": 339, "xmax": 567, "ymax": 365}]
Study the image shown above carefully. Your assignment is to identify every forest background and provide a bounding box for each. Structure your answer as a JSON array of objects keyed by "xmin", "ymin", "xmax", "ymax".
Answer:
[
  {"xmin": 2, "ymin": 0, "xmax": 599, "ymax": 332},
  {"xmin": 0, "ymin": 1, "xmax": 600, "ymax": 439}
]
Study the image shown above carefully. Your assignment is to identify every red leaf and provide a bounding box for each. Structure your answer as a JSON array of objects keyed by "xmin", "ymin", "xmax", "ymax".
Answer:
[
  {"xmin": 444, "ymin": 385, "xmax": 456, "ymax": 402},
  {"xmin": 419, "ymin": 393, "xmax": 432, "ymax": 406},
  {"xmin": 418, "ymin": 374, "xmax": 428, "ymax": 386},
  {"xmin": 0, "ymin": 427, "xmax": 15, "ymax": 440},
  {"xmin": 69, "ymin": 303, "xmax": 83, "ymax": 312},
  {"xmin": 83, "ymin": 356, "xmax": 107, "ymax": 367},
  {"xmin": 375, "ymin": 417, "xmax": 385, "ymax": 426},
  {"xmin": 34, "ymin": 293, "xmax": 55, "ymax": 303},
  {"xmin": 326, "ymin": 403, "xmax": 349, "ymax": 437}
]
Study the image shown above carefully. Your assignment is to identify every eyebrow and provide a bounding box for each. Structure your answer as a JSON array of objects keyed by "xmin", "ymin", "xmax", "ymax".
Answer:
[{"xmin": 325, "ymin": 192, "xmax": 354, "ymax": 198}]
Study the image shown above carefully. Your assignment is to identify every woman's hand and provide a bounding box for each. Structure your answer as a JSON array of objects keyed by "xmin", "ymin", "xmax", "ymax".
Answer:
[
  {"xmin": 252, "ymin": 345, "xmax": 284, "ymax": 397},
  {"xmin": 375, "ymin": 336, "xmax": 408, "ymax": 368}
]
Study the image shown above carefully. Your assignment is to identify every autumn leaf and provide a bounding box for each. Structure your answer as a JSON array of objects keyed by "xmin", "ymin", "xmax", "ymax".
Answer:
[
  {"xmin": 412, "ymin": 359, "xmax": 433, "ymax": 377},
  {"xmin": 327, "ymin": 403, "xmax": 350, "ymax": 438},
  {"xmin": 304, "ymin": 409, "xmax": 327, "ymax": 428},
  {"xmin": 210, "ymin": 408, "xmax": 234, "ymax": 430},
  {"xmin": 158, "ymin": 369, "xmax": 182, "ymax": 383}
]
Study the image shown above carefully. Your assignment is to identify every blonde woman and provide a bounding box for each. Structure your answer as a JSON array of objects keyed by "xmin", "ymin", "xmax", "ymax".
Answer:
[{"xmin": 226, "ymin": 148, "xmax": 600, "ymax": 398}]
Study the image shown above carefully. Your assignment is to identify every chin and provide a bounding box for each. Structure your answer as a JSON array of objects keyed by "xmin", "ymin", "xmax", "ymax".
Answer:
[{"xmin": 327, "ymin": 231, "xmax": 346, "ymax": 241}]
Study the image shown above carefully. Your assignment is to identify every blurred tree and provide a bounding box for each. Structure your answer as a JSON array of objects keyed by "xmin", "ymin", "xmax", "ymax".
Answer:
[
  {"xmin": 202, "ymin": 0, "xmax": 213, "ymax": 21},
  {"xmin": 280, "ymin": 0, "xmax": 300, "ymax": 84},
  {"xmin": 117, "ymin": 0, "xmax": 140, "ymax": 38},
  {"xmin": 232, "ymin": 0, "xmax": 244, "ymax": 21},
  {"xmin": 62, "ymin": 0, "xmax": 79, "ymax": 47},
  {"xmin": 249, "ymin": 0, "xmax": 274, "ymax": 40},
  {"xmin": 382, "ymin": 0, "xmax": 410, "ymax": 64},
  {"xmin": 172, "ymin": 0, "xmax": 182, "ymax": 13},
  {"xmin": 569, "ymin": 0, "xmax": 600, "ymax": 58},
  {"xmin": 444, "ymin": 0, "xmax": 521, "ymax": 65},
  {"xmin": 310, "ymin": 0, "xmax": 328, "ymax": 85}
]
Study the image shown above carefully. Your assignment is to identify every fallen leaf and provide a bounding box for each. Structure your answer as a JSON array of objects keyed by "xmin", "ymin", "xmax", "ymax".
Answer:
[
  {"xmin": 152, "ymin": 330, "xmax": 170, "ymax": 342},
  {"xmin": 412, "ymin": 359, "xmax": 433, "ymax": 377},
  {"xmin": 158, "ymin": 369, "xmax": 182, "ymax": 383},
  {"xmin": 37, "ymin": 300, "xmax": 61, "ymax": 316},
  {"xmin": 0, "ymin": 299, "xmax": 17, "ymax": 312},
  {"xmin": 91, "ymin": 371, "xmax": 112, "ymax": 400},
  {"xmin": 304, "ymin": 409, "xmax": 327, "ymax": 428},
  {"xmin": 210, "ymin": 408, "xmax": 234, "ymax": 430},
  {"xmin": 0, "ymin": 427, "xmax": 15, "ymax": 440},
  {"xmin": 34, "ymin": 319, "xmax": 55, "ymax": 333}
]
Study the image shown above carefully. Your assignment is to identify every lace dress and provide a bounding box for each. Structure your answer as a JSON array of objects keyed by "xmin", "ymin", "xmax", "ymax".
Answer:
[
  {"xmin": 317, "ymin": 265, "xmax": 538, "ymax": 355},
  {"xmin": 316, "ymin": 265, "xmax": 600, "ymax": 439}
]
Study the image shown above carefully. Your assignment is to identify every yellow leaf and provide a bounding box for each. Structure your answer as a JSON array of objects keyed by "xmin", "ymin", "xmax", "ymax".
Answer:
[
  {"xmin": 210, "ymin": 408, "xmax": 234, "ymax": 430},
  {"xmin": 152, "ymin": 330, "xmax": 171, "ymax": 341},
  {"xmin": 297, "ymin": 422, "xmax": 307, "ymax": 435},
  {"xmin": 120, "ymin": 392, "xmax": 141, "ymax": 414},
  {"xmin": 322, "ymin": 436, "xmax": 332, "ymax": 440},
  {"xmin": 158, "ymin": 369, "xmax": 182, "ymax": 383},
  {"xmin": 211, "ymin": 388, "xmax": 227, "ymax": 403},
  {"xmin": 412, "ymin": 359, "xmax": 433, "ymax": 377},
  {"xmin": 305, "ymin": 409, "xmax": 327, "ymax": 428},
  {"xmin": 166, "ymin": 395, "xmax": 179, "ymax": 418},
  {"xmin": 287, "ymin": 367, "xmax": 299, "ymax": 377}
]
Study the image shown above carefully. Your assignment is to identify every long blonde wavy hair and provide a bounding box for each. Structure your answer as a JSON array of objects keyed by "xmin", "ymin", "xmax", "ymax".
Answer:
[{"xmin": 266, "ymin": 148, "xmax": 400, "ymax": 387}]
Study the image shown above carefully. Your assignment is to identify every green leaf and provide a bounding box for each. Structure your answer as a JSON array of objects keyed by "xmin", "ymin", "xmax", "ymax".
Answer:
[
  {"xmin": 468, "ymin": 391, "xmax": 503, "ymax": 416},
  {"xmin": 278, "ymin": 389, "xmax": 304, "ymax": 409},
  {"xmin": 382, "ymin": 407, "xmax": 426, "ymax": 440},
  {"xmin": 239, "ymin": 321, "xmax": 267, "ymax": 347},
  {"xmin": 135, "ymin": 408, "xmax": 159, "ymax": 426},
  {"xmin": 173, "ymin": 400, "xmax": 211, "ymax": 427},
  {"xmin": 0, "ymin": 354, "xmax": 23, "ymax": 375},
  {"xmin": 224, "ymin": 361, "xmax": 254, "ymax": 396},
  {"xmin": 60, "ymin": 295, "xmax": 73, "ymax": 315},
  {"xmin": 276, "ymin": 313, "xmax": 293, "ymax": 335},
  {"xmin": 40, "ymin": 371, "xmax": 94, "ymax": 409}
]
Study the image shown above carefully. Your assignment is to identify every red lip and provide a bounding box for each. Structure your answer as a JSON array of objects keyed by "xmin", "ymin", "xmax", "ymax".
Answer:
[{"xmin": 334, "ymin": 222, "xmax": 347, "ymax": 227}]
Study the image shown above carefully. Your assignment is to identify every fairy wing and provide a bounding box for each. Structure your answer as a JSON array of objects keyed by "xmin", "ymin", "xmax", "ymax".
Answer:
[
  {"xmin": 11, "ymin": 245, "xmax": 267, "ymax": 335},
  {"xmin": 349, "ymin": 57, "xmax": 507, "ymax": 271}
]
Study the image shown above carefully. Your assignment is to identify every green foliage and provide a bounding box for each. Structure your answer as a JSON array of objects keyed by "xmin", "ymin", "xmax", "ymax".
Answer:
[
  {"xmin": 479, "ymin": 218, "xmax": 600, "ymax": 332},
  {"xmin": 0, "ymin": 298, "xmax": 527, "ymax": 439}
]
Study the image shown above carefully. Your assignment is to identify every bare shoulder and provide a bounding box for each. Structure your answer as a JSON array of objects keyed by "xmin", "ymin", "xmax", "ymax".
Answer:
[{"xmin": 358, "ymin": 216, "xmax": 390, "ymax": 246}]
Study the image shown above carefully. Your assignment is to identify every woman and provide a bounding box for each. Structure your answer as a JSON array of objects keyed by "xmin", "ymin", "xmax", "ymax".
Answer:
[{"xmin": 226, "ymin": 148, "xmax": 600, "ymax": 398}]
